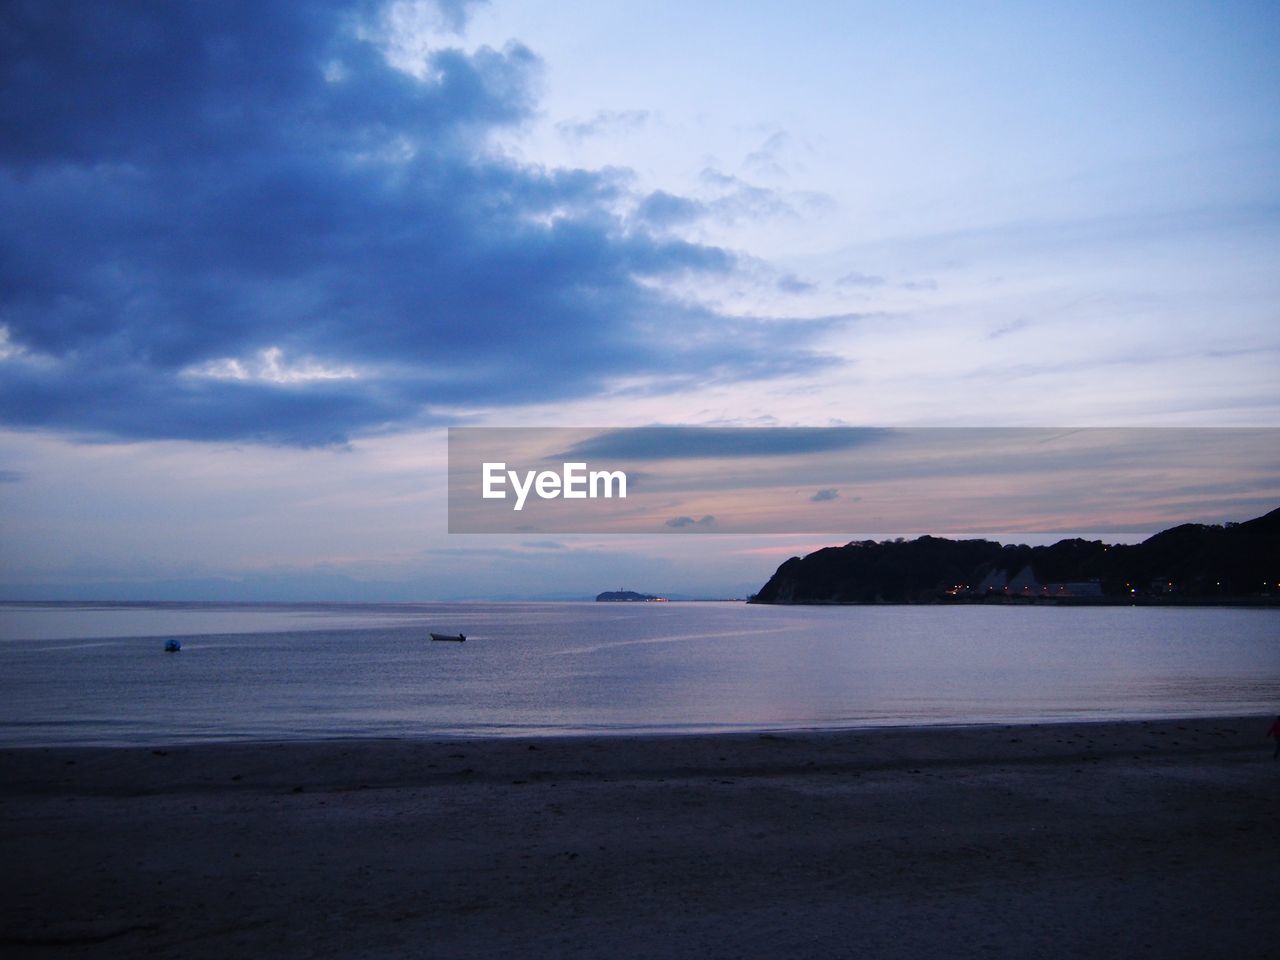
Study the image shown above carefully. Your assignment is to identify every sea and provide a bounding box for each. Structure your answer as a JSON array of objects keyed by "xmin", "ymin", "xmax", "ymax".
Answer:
[{"xmin": 1, "ymin": 601, "xmax": 1277, "ymax": 746}]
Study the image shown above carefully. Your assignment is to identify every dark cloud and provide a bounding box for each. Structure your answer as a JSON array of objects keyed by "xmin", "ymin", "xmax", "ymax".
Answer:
[
  {"xmin": 665, "ymin": 515, "xmax": 715, "ymax": 528},
  {"xmin": 560, "ymin": 427, "xmax": 893, "ymax": 461},
  {"xmin": 810, "ymin": 487, "xmax": 839, "ymax": 502},
  {"xmin": 0, "ymin": 1, "xmax": 840, "ymax": 445}
]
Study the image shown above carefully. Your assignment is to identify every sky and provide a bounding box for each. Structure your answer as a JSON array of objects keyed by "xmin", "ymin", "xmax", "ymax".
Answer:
[{"xmin": 1, "ymin": 0, "xmax": 1278, "ymax": 600}]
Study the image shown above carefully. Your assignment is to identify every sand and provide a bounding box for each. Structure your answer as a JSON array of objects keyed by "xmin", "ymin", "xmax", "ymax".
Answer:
[{"xmin": 2, "ymin": 716, "xmax": 1277, "ymax": 959}]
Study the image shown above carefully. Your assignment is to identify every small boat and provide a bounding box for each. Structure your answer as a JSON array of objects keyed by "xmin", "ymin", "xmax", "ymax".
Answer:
[
  {"xmin": 164, "ymin": 639, "xmax": 182, "ymax": 652},
  {"xmin": 429, "ymin": 632, "xmax": 466, "ymax": 642}
]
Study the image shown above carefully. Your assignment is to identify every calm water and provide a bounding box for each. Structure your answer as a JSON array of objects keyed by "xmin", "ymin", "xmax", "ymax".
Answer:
[{"xmin": 0, "ymin": 601, "xmax": 1277, "ymax": 746}]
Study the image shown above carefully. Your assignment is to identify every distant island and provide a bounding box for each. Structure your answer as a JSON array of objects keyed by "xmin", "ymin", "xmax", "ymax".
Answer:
[
  {"xmin": 596, "ymin": 590, "xmax": 666, "ymax": 602},
  {"xmin": 750, "ymin": 507, "xmax": 1280, "ymax": 605}
]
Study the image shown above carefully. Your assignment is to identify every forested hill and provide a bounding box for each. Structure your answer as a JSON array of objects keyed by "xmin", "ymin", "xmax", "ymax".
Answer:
[{"xmin": 749, "ymin": 507, "xmax": 1280, "ymax": 604}]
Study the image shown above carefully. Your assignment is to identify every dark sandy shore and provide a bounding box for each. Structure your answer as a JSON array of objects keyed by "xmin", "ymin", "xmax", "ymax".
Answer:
[{"xmin": 2, "ymin": 716, "xmax": 1277, "ymax": 959}]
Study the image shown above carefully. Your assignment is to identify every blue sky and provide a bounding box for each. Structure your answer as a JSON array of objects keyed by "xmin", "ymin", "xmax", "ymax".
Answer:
[{"xmin": 1, "ymin": 1, "xmax": 1277, "ymax": 599}]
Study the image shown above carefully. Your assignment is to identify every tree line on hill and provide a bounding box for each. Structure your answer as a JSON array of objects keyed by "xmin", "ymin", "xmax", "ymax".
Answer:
[{"xmin": 749, "ymin": 506, "xmax": 1280, "ymax": 604}]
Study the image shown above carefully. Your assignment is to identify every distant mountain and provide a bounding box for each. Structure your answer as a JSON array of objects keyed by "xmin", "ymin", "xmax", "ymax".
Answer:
[
  {"xmin": 596, "ymin": 590, "xmax": 662, "ymax": 602},
  {"xmin": 749, "ymin": 507, "xmax": 1280, "ymax": 605}
]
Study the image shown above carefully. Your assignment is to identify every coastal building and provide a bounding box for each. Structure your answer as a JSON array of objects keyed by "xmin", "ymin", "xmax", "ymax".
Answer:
[
  {"xmin": 974, "ymin": 567, "xmax": 1103, "ymax": 599},
  {"xmin": 1041, "ymin": 581, "xmax": 1103, "ymax": 598}
]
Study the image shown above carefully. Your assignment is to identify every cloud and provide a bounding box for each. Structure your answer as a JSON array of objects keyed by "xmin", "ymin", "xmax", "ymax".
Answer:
[
  {"xmin": 399, "ymin": 0, "xmax": 486, "ymax": 36},
  {"xmin": 556, "ymin": 109, "xmax": 650, "ymax": 142},
  {"xmin": 634, "ymin": 190, "xmax": 705, "ymax": 228},
  {"xmin": 0, "ymin": 469, "xmax": 23, "ymax": 484},
  {"xmin": 836, "ymin": 271, "xmax": 886, "ymax": 288},
  {"xmin": 0, "ymin": 1, "xmax": 840, "ymax": 446},
  {"xmin": 665, "ymin": 515, "xmax": 716, "ymax": 528},
  {"xmin": 186, "ymin": 347, "xmax": 360, "ymax": 385},
  {"xmin": 988, "ymin": 318, "xmax": 1031, "ymax": 340},
  {"xmin": 743, "ymin": 131, "xmax": 792, "ymax": 177},
  {"xmin": 697, "ymin": 169, "xmax": 799, "ymax": 223},
  {"xmin": 693, "ymin": 168, "xmax": 834, "ymax": 231},
  {"xmin": 560, "ymin": 426, "xmax": 893, "ymax": 460},
  {"xmin": 809, "ymin": 487, "xmax": 839, "ymax": 502},
  {"xmin": 520, "ymin": 539, "xmax": 566, "ymax": 550},
  {"xmin": 776, "ymin": 273, "xmax": 816, "ymax": 294}
]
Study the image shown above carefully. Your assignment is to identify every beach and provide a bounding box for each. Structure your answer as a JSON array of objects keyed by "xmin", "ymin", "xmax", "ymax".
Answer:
[{"xmin": 2, "ymin": 716, "xmax": 1276, "ymax": 959}]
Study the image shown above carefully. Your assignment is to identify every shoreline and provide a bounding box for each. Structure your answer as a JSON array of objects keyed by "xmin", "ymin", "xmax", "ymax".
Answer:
[
  {"xmin": 2, "ymin": 707, "xmax": 1273, "ymax": 752},
  {"xmin": 3, "ymin": 715, "xmax": 1277, "ymax": 958},
  {"xmin": 0, "ymin": 707, "xmax": 1273, "ymax": 754},
  {"xmin": 2, "ymin": 714, "xmax": 1273, "ymax": 795}
]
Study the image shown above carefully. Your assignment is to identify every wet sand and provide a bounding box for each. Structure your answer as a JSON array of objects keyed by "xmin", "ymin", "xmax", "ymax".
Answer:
[{"xmin": 2, "ymin": 716, "xmax": 1277, "ymax": 959}]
